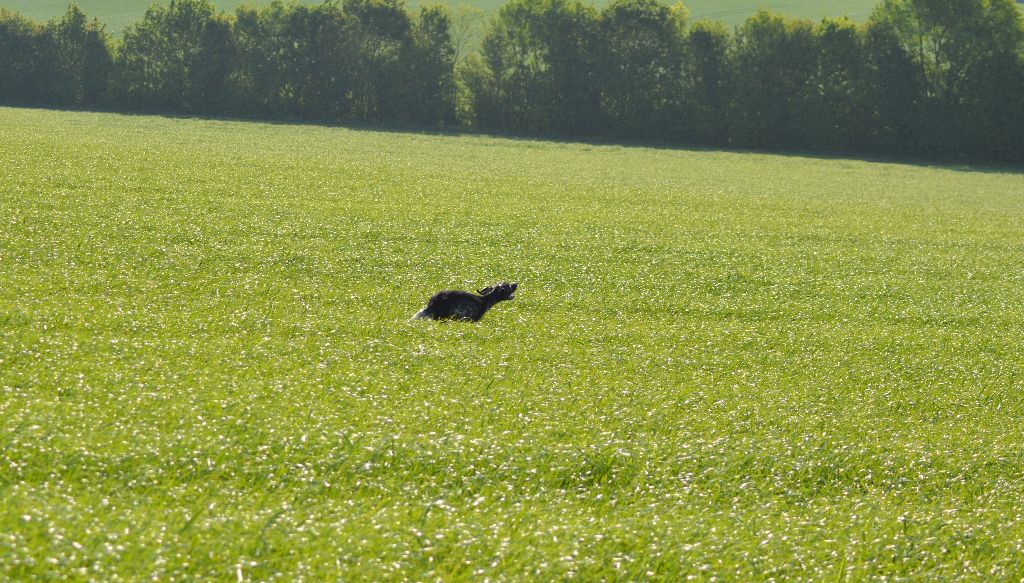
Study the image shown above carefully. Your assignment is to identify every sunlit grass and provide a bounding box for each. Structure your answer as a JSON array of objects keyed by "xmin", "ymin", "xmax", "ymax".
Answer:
[{"xmin": 1, "ymin": 106, "xmax": 1023, "ymax": 580}]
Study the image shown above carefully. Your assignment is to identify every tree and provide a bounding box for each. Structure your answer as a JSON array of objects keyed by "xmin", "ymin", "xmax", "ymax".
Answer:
[
  {"xmin": 0, "ymin": 9, "xmax": 56, "ymax": 105},
  {"xmin": 189, "ymin": 13, "xmax": 235, "ymax": 114},
  {"xmin": 463, "ymin": 0, "xmax": 599, "ymax": 134},
  {"xmin": 732, "ymin": 10, "xmax": 819, "ymax": 149},
  {"xmin": 115, "ymin": 0, "xmax": 218, "ymax": 111},
  {"xmin": 275, "ymin": 3, "xmax": 350, "ymax": 119},
  {"xmin": 962, "ymin": 48, "xmax": 1024, "ymax": 162},
  {"xmin": 48, "ymin": 5, "xmax": 114, "ymax": 106},
  {"xmin": 862, "ymin": 18, "xmax": 923, "ymax": 156},
  {"xmin": 806, "ymin": 18, "xmax": 872, "ymax": 153},
  {"xmin": 597, "ymin": 0, "xmax": 689, "ymax": 140},
  {"xmin": 344, "ymin": 0, "xmax": 415, "ymax": 122},
  {"xmin": 871, "ymin": 0, "xmax": 1024, "ymax": 159},
  {"xmin": 410, "ymin": 5, "xmax": 458, "ymax": 125},
  {"xmin": 686, "ymin": 20, "xmax": 735, "ymax": 145},
  {"xmin": 231, "ymin": 3, "xmax": 288, "ymax": 116}
]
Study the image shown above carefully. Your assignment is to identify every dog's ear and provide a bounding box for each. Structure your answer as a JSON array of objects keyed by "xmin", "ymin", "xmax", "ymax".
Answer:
[{"xmin": 477, "ymin": 286, "xmax": 494, "ymax": 296}]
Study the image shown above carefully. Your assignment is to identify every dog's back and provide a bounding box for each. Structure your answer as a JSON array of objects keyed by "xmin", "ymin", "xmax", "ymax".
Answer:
[{"xmin": 411, "ymin": 290, "xmax": 484, "ymax": 321}]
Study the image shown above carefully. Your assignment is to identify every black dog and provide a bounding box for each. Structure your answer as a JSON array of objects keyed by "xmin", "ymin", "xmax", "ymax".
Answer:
[{"xmin": 411, "ymin": 282, "xmax": 518, "ymax": 322}]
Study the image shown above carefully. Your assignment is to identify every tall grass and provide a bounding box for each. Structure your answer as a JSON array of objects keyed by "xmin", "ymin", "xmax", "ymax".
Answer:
[{"xmin": 1, "ymin": 107, "xmax": 1023, "ymax": 579}]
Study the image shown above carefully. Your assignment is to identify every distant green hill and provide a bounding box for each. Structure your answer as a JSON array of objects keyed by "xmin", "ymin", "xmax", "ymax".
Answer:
[
  {"xmin": 2, "ymin": 0, "xmax": 882, "ymax": 34},
  {"xmin": 1, "ymin": 1, "xmax": 281, "ymax": 33}
]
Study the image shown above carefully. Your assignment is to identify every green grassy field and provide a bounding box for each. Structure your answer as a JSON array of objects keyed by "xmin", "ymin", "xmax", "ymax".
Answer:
[
  {"xmin": 3, "ymin": 0, "xmax": 881, "ymax": 32},
  {"xmin": 2, "ymin": 106, "xmax": 1024, "ymax": 580}
]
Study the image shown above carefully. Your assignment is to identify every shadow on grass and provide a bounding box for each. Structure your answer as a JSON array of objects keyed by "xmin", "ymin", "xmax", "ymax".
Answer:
[{"xmin": 8, "ymin": 103, "xmax": 1023, "ymax": 176}]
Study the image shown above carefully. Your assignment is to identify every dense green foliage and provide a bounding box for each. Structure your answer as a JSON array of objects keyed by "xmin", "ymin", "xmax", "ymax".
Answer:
[
  {"xmin": 1, "ymin": 0, "xmax": 1022, "ymax": 162},
  {"xmin": 111, "ymin": 0, "xmax": 456, "ymax": 123},
  {"xmin": 3, "ymin": 106, "xmax": 1024, "ymax": 580},
  {"xmin": 0, "ymin": 0, "xmax": 456, "ymax": 124},
  {"xmin": 464, "ymin": 0, "xmax": 1024, "ymax": 161},
  {"xmin": 0, "ymin": 5, "xmax": 112, "ymax": 107}
]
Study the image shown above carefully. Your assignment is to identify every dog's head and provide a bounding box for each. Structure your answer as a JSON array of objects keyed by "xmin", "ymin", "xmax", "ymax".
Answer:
[{"xmin": 478, "ymin": 282, "xmax": 517, "ymax": 301}]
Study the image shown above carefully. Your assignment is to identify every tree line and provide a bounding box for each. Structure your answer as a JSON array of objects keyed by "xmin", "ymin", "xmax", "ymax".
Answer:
[{"xmin": 1, "ymin": 0, "xmax": 1022, "ymax": 163}]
